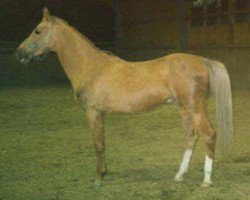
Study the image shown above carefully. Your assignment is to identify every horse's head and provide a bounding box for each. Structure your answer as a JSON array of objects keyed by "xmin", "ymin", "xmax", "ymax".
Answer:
[{"xmin": 16, "ymin": 8, "xmax": 55, "ymax": 63}]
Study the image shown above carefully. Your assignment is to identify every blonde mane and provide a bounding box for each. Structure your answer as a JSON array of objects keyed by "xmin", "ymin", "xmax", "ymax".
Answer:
[{"xmin": 52, "ymin": 16, "xmax": 107, "ymax": 54}]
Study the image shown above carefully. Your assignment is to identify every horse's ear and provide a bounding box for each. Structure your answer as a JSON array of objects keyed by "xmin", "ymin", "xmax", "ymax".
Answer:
[{"xmin": 43, "ymin": 7, "xmax": 51, "ymax": 21}]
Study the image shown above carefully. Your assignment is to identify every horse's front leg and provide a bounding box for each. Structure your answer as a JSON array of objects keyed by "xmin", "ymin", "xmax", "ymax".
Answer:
[{"xmin": 86, "ymin": 107, "xmax": 106, "ymax": 181}]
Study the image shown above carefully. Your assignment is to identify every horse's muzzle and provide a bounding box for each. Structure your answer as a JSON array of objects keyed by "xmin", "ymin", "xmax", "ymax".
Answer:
[{"xmin": 15, "ymin": 47, "xmax": 32, "ymax": 64}]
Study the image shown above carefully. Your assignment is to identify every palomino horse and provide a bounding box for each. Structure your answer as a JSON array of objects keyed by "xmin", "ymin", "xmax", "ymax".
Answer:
[{"xmin": 16, "ymin": 8, "xmax": 233, "ymax": 187}]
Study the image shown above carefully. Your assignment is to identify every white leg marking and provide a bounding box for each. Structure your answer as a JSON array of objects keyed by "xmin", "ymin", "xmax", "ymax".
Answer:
[
  {"xmin": 174, "ymin": 149, "xmax": 193, "ymax": 182},
  {"xmin": 203, "ymin": 155, "xmax": 213, "ymax": 184}
]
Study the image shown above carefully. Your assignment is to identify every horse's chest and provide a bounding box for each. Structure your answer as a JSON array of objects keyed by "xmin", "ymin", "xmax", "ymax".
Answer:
[
  {"xmin": 74, "ymin": 90, "xmax": 87, "ymax": 105},
  {"xmin": 74, "ymin": 90, "xmax": 109, "ymax": 110}
]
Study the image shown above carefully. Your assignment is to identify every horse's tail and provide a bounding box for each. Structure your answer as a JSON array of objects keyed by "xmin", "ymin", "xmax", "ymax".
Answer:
[{"xmin": 205, "ymin": 59, "xmax": 233, "ymax": 152}]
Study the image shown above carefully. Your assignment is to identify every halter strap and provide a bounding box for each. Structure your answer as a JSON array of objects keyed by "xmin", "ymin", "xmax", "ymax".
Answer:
[
  {"xmin": 27, "ymin": 20, "xmax": 55, "ymax": 61},
  {"xmin": 38, "ymin": 20, "xmax": 55, "ymax": 50}
]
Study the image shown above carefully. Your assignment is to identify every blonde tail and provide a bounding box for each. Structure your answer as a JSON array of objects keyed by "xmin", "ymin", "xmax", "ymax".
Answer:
[{"xmin": 205, "ymin": 59, "xmax": 233, "ymax": 152}]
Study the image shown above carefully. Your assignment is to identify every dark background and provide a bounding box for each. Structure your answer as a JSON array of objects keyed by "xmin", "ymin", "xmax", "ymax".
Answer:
[{"xmin": 0, "ymin": 0, "xmax": 114, "ymax": 43}]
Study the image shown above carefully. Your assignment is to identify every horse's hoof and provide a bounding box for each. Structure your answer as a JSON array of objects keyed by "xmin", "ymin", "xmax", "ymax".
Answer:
[
  {"xmin": 94, "ymin": 180, "xmax": 103, "ymax": 190},
  {"xmin": 174, "ymin": 174, "xmax": 184, "ymax": 182},
  {"xmin": 200, "ymin": 182, "xmax": 212, "ymax": 188}
]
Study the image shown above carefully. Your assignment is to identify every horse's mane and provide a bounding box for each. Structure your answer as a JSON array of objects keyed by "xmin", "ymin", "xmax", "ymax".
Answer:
[
  {"xmin": 51, "ymin": 16, "xmax": 119, "ymax": 60},
  {"xmin": 52, "ymin": 16, "xmax": 101, "ymax": 52}
]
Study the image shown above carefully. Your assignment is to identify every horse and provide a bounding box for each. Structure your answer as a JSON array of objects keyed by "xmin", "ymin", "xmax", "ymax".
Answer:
[{"xmin": 15, "ymin": 8, "xmax": 233, "ymax": 187}]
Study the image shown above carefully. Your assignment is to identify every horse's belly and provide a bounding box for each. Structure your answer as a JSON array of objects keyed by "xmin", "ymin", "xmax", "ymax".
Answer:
[{"xmin": 94, "ymin": 88, "xmax": 172, "ymax": 113}]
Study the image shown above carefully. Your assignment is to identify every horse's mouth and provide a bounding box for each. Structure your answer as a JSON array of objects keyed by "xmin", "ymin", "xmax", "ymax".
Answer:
[
  {"xmin": 20, "ymin": 57, "xmax": 31, "ymax": 64},
  {"xmin": 16, "ymin": 48, "xmax": 50, "ymax": 64},
  {"xmin": 18, "ymin": 52, "xmax": 49, "ymax": 64}
]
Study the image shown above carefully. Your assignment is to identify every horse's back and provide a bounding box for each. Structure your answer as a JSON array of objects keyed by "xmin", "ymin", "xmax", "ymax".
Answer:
[{"xmin": 164, "ymin": 53, "xmax": 208, "ymax": 73}]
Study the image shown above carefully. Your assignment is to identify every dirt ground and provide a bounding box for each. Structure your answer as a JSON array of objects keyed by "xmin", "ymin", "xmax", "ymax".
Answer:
[{"xmin": 0, "ymin": 85, "xmax": 249, "ymax": 200}]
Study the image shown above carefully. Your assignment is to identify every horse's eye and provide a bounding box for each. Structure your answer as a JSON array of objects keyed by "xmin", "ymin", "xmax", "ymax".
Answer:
[{"xmin": 35, "ymin": 30, "xmax": 41, "ymax": 35}]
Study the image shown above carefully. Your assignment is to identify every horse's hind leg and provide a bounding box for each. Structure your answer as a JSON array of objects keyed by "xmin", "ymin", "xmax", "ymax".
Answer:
[
  {"xmin": 175, "ymin": 107, "xmax": 198, "ymax": 182},
  {"xmin": 192, "ymin": 109, "xmax": 216, "ymax": 187}
]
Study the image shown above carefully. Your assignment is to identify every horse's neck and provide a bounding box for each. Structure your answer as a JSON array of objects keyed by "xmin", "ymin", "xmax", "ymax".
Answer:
[{"xmin": 54, "ymin": 21, "xmax": 105, "ymax": 91}]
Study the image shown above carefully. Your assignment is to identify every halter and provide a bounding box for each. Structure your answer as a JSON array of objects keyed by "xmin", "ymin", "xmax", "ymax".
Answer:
[
  {"xmin": 24, "ymin": 20, "xmax": 55, "ymax": 61},
  {"xmin": 35, "ymin": 21, "xmax": 55, "ymax": 61},
  {"xmin": 40, "ymin": 20, "xmax": 55, "ymax": 49}
]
